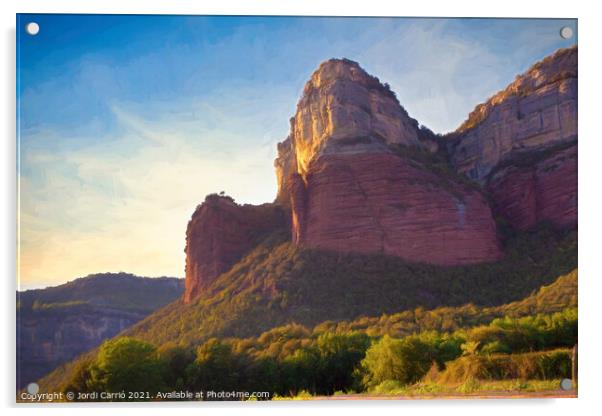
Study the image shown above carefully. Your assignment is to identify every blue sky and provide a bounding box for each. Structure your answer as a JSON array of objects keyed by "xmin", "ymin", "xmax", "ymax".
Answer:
[{"xmin": 16, "ymin": 15, "xmax": 577, "ymax": 289}]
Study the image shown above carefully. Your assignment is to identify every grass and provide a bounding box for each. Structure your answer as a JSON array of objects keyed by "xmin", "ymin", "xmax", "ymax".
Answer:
[{"xmin": 366, "ymin": 378, "xmax": 568, "ymax": 397}]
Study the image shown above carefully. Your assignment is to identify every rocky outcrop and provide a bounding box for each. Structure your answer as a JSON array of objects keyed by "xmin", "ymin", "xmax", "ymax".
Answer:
[
  {"xmin": 448, "ymin": 46, "xmax": 577, "ymax": 182},
  {"xmin": 447, "ymin": 46, "xmax": 577, "ymax": 231},
  {"xmin": 185, "ymin": 48, "xmax": 578, "ymax": 303},
  {"xmin": 183, "ymin": 195, "xmax": 286, "ymax": 303},
  {"xmin": 278, "ymin": 58, "xmax": 502, "ymax": 265}
]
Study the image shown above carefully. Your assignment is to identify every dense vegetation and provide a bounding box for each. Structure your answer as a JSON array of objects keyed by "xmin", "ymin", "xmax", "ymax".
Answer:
[
  {"xmin": 56, "ymin": 307, "xmax": 576, "ymax": 401},
  {"xmin": 119, "ymin": 225, "xmax": 575, "ymax": 348},
  {"xmin": 36, "ymin": 267, "xmax": 577, "ymax": 398}
]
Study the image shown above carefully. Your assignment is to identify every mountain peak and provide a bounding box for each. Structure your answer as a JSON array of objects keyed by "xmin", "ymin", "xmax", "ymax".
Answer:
[
  {"xmin": 303, "ymin": 58, "xmax": 379, "ymax": 91},
  {"xmin": 275, "ymin": 58, "xmax": 421, "ymax": 201},
  {"xmin": 454, "ymin": 46, "xmax": 577, "ymax": 136}
]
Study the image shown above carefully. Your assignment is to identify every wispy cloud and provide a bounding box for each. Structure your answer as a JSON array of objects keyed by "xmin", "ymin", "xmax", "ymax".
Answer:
[{"xmin": 18, "ymin": 88, "xmax": 291, "ymax": 289}]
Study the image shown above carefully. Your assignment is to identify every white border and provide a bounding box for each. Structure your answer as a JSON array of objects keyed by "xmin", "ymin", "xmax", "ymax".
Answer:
[{"xmin": 2, "ymin": 1, "xmax": 601, "ymax": 416}]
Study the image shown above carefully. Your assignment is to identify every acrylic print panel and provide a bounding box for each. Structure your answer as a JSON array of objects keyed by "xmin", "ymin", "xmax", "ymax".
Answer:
[{"xmin": 16, "ymin": 14, "xmax": 578, "ymax": 402}]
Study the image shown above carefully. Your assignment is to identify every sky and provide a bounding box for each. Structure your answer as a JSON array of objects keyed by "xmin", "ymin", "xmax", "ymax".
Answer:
[{"xmin": 16, "ymin": 15, "xmax": 577, "ymax": 289}]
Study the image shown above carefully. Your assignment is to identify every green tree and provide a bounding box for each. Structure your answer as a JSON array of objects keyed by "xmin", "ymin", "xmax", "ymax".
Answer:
[
  {"xmin": 89, "ymin": 337, "xmax": 166, "ymax": 395},
  {"xmin": 186, "ymin": 338, "xmax": 250, "ymax": 394},
  {"xmin": 281, "ymin": 347, "xmax": 320, "ymax": 395},
  {"xmin": 315, "ymin": 331, "xmax": 370, "ymax": 394},
  {"xmin": 157, "ymin": 343, "xmax": 195, "ymax": 391}
]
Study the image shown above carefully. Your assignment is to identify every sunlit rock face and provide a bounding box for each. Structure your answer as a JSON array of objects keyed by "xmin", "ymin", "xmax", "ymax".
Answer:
[
  {"xmin": 277, "ymin": 58, "xmax": 502, "ymax": 265},
  {"xmin": 275, "ymin": 59, "xmax": 422, "ymax": 202}
]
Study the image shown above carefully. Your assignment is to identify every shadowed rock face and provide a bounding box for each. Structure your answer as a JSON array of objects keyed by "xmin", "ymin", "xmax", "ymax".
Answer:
[
  {"xmin": 448, "ymin": 46, "xmax": 577, "ymax": 183},
  {"xmin": 18, "ymin": 308, "xmax": 144, "ymax": 388},
  {"xmin": 447, "ymin": 46, "xmax": 577, "ymax": 231},
  {"xmin": 183, "ymin": 195, "xmax": 286, "ymax": 303},
  {"xmin": 487, "ymin": 144, "xmax": 577, "ymax": 230}
]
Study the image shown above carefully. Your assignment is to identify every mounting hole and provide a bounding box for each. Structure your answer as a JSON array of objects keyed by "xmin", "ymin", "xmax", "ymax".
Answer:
[
  {"xmin": 25, "ymin": 22, "xmax": 40, "ymax": 36},
  {"xmin": 560, "ymin": 26, "xmax": 573, "ymax": 40},
  {"xmin": 560, "ymin": 378, "xmax": 573, "ymax": 390},
  {"xmin": 26, "ymin": 382, "xmax": 39, "ymax": 395}
]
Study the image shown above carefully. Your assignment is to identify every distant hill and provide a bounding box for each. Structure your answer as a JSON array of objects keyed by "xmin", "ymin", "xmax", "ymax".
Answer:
[{"xmin": 17, "ymin": 273, "xmax": 183, "ymax": 388}]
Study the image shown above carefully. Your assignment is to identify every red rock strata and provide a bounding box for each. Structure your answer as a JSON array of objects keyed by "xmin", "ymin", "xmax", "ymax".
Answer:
[
  {"xmin": 487, "ymin": 144, "xmax": 577, "ymax": 230},
  {"xmin": 288, "ymin": 153, "xmax": 502, "ymax": 265},
  {"xmin": 183, "ymin": 195, "xmax": 285, "ymax": 303}
]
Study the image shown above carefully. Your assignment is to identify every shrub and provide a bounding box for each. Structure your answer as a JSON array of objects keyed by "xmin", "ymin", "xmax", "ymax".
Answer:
[
  {"xmin": 360, "ymin": 335, "xmax": 435, "ymax": 387},
  {"xmin": 437, "ymin": 349, "xmax": 572, "ymax": 385}
]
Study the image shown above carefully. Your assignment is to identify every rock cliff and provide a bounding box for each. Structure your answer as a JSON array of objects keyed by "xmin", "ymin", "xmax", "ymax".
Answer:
[
  {"xmin": 277, "ymin": 58, "xmax": 502, "ymax": 265},
  {"xmin": 288, "ymin": 153, "xmax": 502, "ymax": 264},
  {"xmin": 275, "ymin": 58, "xmax": 424, "ymax": 203},
  {"xmin": 184, "ymin": 48, "xmax": 577, "ymax": 303},
  {"xmin": 487, "ymin": 143, "xmax": 577, "ymax": 230},
  {"xmin": 183, "ymin": 195, "xmax": 286, "ymax": 303},
  {"xmin": 447, "ymin": 46, "xmax": 577, "ymax": 230}
]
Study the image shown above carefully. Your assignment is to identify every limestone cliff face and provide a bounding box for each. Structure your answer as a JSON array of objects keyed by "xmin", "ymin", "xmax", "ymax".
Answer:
[
  {"xmin": 448, "ymin": 46, "xmax": 577, "ymax": 230},
  {"xmin": 275, "ymin": 59, "xmax": 423, "ymax": 202},
  {"xmin": 448, "ymin": 46, "xmax": 577, "ymax": 182},
  {"xmin": 278, "ymin": 59, "xmax": 502, "ymax": 265},
  {"xmin": 183, "ymin": 195, "xmax": 286, "ymax": 303}
]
